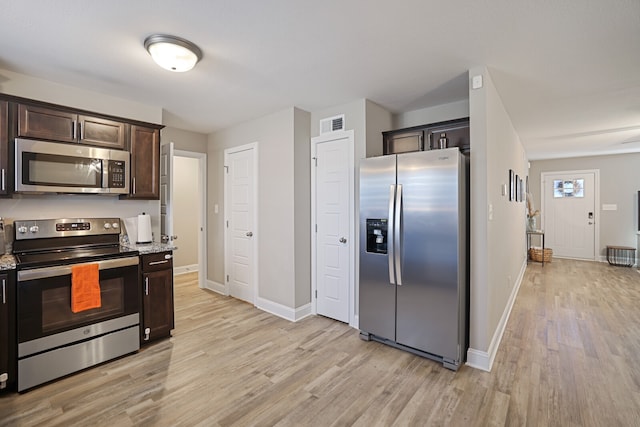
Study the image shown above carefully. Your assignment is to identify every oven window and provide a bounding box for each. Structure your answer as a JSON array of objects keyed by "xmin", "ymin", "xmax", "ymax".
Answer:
[
  {"xmin": 18, "ymin": 263, "xmax": 140, "ymax": 343},
  {"xmin": 42, "ymin": 277, "xmax": 125, "ymax": 333},
  {"xmin": 23, "ymin": 153, "xmax": 102, "ymax": 187}
]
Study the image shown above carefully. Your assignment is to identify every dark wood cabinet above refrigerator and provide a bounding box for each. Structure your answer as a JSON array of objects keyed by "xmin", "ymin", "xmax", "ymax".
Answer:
[{"xmin": 382, "ymin": 117, "xmax": 469, "ymax": 155}]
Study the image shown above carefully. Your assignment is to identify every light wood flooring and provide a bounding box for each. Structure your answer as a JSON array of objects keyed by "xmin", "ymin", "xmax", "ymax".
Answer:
[{"xmin": 1, "ymin": 259, "xmax": 640, "ymax": 426}]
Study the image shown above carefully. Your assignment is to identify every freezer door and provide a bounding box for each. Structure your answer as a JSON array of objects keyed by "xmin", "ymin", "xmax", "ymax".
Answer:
[
  {"xmin": 359, "ymin": 155, "xmax": 397, "ymax": 341},
  {"xmin": 395, "ymin": 149, "xmax": 465, "ymax": 362}
]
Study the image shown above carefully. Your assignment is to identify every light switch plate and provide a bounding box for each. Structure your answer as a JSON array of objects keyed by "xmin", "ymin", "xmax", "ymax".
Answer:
[{"xmin": 472, "ymin": 75, "xmax": 483, "ymax": 89}]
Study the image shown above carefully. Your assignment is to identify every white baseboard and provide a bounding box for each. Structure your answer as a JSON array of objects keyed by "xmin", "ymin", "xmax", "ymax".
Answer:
[
  {"xmin": 350, "ymin": 314, "xmax": 359, "ymax": 330},
  {"xmin": 174, "ymin": 264, "xmax": 199, "ymax": 276},
  {"xmin": 466, "ymin": 258, "xmax": 527, "ymax": 372},
  {"xmin": 256, "ymin": 297, "xmax": 313, "ymax": 322},
  {"xmin": 205, "ymin": 280, "xmax": 226, "ymax": 295}
]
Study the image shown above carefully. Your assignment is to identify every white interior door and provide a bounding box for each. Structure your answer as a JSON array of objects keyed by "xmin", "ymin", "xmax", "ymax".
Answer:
[
  {"xmin": 313, "ymin": 134, "xmax": 352, "ymax": 323},
  {"xmin": 224, "ymin": 144, "xmax": 257, "ymax": 304},
  {"xmin": 543, "ymin": 171, "xmax": 596, "ymax": 259},
  {"xmin": 160, "ymin": 142, "xmax": 175, "ymax": 245}
]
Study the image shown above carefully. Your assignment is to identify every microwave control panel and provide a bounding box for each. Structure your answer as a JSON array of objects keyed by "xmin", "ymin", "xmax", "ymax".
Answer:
[{"xmin": 107, "ymin": 160, "xmax": 126, "ymax": 188}]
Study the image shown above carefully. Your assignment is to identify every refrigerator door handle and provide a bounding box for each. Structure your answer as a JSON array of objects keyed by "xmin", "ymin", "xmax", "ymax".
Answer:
[
  {"xmin": 388, "ymin": 184, "xmax": 396, "ymax": 285},
  {"xmin": 394, "ymin": 184, "xmax": 403, "ymax": 285}
]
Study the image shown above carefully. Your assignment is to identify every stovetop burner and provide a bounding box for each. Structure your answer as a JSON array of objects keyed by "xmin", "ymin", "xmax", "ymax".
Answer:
[
  {"xmin": 12, "ymin": 217, "xmax": 139, "ymax": 269},
  {"xmin": 15, "ymin": 245, "xmax": 139, "ymax": 269}
]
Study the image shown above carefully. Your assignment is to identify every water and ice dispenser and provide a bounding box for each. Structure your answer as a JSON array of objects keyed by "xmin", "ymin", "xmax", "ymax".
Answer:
[{"xmin": 366, "ymin": 219, "xmax": 388, "ymax": 254}]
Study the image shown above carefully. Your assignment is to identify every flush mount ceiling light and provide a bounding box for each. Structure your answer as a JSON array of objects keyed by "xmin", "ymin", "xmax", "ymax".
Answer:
[{"xmin": 144, "ymin": 34, "xmax": 202, "ymax": 72}]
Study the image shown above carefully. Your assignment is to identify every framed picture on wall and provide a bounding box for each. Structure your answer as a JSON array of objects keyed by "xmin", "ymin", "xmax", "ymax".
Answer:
[{"xmin": 509, "ymin": 169, "xmax": 515, "ymax": 201}]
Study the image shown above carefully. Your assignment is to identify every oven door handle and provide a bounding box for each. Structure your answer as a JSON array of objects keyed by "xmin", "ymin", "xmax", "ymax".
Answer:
[{"xmin": 18, "ymin": 256, "xmax": 139, "ymax": 282}]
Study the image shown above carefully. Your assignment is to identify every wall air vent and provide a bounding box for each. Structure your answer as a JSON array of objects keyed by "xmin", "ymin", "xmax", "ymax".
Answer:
[{"xmin": 319, "ymin": 114, "xmax": 345, "ymax": 135}]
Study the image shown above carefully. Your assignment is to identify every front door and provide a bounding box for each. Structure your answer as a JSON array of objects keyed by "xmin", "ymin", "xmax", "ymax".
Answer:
[
  {"xmin": 224, "ymin": 144, "xmax": 257, "ymax": 304},
  {"xmin": 314, "ymin": 135, "xmax": 351, "ymax": 323},
  {"xmin": 543, "ymin": 171, "xmax": 596, "ymax": 259}
]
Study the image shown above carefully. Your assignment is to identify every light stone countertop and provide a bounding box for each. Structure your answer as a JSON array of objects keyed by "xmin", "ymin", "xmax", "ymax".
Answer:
[
  {"xmin": 0, "ymin": 253, "xmax": 16, "ymax": 271},
  {"xmin": 121, "ymin": 242, "xmax": 177, "ymax": 255}
]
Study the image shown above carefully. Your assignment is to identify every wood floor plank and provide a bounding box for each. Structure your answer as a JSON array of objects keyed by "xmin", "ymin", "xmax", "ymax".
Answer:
[{"xmin": 2, "ymin": 261, "xmax": 640, "ymax": 426}]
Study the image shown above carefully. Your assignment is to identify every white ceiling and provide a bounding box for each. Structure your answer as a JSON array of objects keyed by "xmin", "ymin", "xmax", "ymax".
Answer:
[{"xmin": 0, "ymin": 1, "xmax": 638, "ymax": 160}]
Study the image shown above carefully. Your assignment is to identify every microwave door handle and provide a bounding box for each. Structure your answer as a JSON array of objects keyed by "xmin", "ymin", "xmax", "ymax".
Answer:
[
  {"xmin": 102, "ymin": 160, "xmax": 109, "ymax": 189},
  {"xmin": 388, "ymin": 184, "xmax": 396, "ymax": 285}
]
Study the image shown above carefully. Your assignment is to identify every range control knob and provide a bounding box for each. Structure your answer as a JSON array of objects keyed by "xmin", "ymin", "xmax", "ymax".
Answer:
[
  {"xmin": 17, "ymin": 226, "xmax": 28, "ymax": 234},
  {"xmin": 112, "ymin": 222, "xmax": 119, "ymax": 229},
  {"xmin": 104, "ymin": 223, "xmax": 111, "ymax": 229},
  {"xmin": 29, "ymin": 225, "xmax": 39, "ymax": 234}
]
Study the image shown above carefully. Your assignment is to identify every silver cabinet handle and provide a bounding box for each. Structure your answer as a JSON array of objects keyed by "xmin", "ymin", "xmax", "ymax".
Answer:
[
  {"xmin": 72, "ymin": 121, "xmax": 77, "ymax": 139},
  {"xmin": 1, "ymin": 168, "xmax": 4, "ymax": 191},
  {"xmin": 2, "ymin": 278, "xmax": 5, "ymax": 304},
  {"xmin": 149, "ymin": 260, "xmax": 168, "ymax": 266},
  {"xmin": 246, "ymin": 231, "xmax": 253, "ymax": 237},
  {"xmin": 132, "ymin": 177, "xmax": 136, "ymax": 194},
  {"xmin": 145, "ymin": 277, "xmax": 149, "ymax": 295},
  {"xmin": 339, "ymin": 237, "xmax": 347, "ymax": 243}
]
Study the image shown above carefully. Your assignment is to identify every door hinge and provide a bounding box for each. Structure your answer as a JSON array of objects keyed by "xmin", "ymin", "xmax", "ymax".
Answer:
[
  {"xmin": 315, "ymin": 224, "xmax": 317, "ymax": 232},
  {"xmin": 226, "ymin": 274, "xmax": 229, "ymax": 282},
  {"xmin": 315, "ymin": 290, "xmax": 317, "ymax": 299},
  {"xmin": 312, "ymin": 157, "xmax": 317, "ymax": 167},
  {"xmin": 224, "ymin": 165, "xmax": 229, "ymax": 174},
  {"xmin": 226, "ymin": 220, "xmax": 229, "ymax": 228}
]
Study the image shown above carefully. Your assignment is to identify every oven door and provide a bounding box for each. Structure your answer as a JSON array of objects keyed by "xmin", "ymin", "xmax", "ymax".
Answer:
[{"xmin": 17, "ymin": 256, "xmax": 140, "ymax": 344}]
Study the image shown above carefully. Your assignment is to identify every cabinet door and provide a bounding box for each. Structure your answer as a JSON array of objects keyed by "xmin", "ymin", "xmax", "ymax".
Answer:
[
  {"xmin": 0, "ymin": 101, "xmax": 8, "ymax": 195},
  {"xmin": 18, "ymin": 104, "xmax": 77, "ymax": 143},
  {"xmin": 383, "ymin": 130, "xmax": 424, "ymax": 155},
  {"xmin": 128, "ymin": 125, "xmax": 160, "ymax": 199},
  {"xmin": 142, "ymin": 269, "xmax": 174, "ymax": 343},
  {"xmin": 428, "ymin": 123, "xmax": 470, "ymax": 152},
  {"xmin": 0, "ymin": 272, "xmax": 15, "ymax": 392},
  {"xmin": 78, "ymin": 115, "xmax": 127, "ymax": 149}
]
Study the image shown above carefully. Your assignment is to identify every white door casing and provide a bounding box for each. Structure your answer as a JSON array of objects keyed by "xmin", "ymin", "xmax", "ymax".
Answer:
[
  {"xmin": 224, "ymin": 143, "xmax": 258, "ymax": 304},
  {"xmin": 541, "ymin": 170, "xmax": 599, "ymax": 260},
  {"xmin": 311, "ymin": 130, "xmax": 354, "ymax": 325},
  {"xmin": 160, "ymin": 142, "xmax": 174, "ymax": 246},
  {"xmin": 174, "ymin": 149, "xmax": 208, "ymax": 289}
]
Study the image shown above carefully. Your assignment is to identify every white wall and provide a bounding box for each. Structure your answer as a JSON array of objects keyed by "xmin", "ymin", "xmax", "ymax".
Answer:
[
  {"xmin": 467, "ymin": 67, "xmax": 528, "ymax": 371},
  {"xmin": 0, "ymin": 68, "xmax": 162, "ymax": 239},
  {"xmin": 0, "ymin": 68, "xmax": 161, "ymax": 124},
  {"xmin": 208, "ymin": 107, "xmax": 310, "ymax": 312},
  {"xmin": 529, "ymin": 153, "xmax": 640, "ymax": 260},
  {"xmin": 162, "ymin": 126, "xmax": 207, "ymax": 153},
  {"xmin": 173, "ymin": 156, "xmax": 200, "ymax": 268},
  {"xmin": 393, "ymin": 100, "xmax": 470, "ymax": 129}
]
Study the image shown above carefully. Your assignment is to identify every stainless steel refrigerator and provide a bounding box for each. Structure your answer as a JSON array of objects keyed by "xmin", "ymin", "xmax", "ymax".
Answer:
[{"xmin": 359, "ymin": 148, "xmax": 468, "ymax": 370}]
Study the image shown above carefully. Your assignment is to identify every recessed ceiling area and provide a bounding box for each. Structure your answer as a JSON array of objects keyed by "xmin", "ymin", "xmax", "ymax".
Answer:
[{"xmin": 0, "ymin": 1, "xmax": 638, "ymax": 160}]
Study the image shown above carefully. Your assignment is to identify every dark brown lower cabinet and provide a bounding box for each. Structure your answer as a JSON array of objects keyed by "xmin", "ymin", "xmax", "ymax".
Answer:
[
  {"xmin": 0, "ymin": 271, "xmax": 16, "ymax": 392},
  {"xmin": 140, "ymin": 252, "xmax": 174, "ymax": 344}
]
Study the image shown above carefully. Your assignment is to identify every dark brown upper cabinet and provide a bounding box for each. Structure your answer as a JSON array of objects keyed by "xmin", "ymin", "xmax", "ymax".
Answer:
[
  {"xmin": 18, "ymin": 104, "xmax": 127, "ymax": 149},
  {"xmin": 123, "ymin": 125, "xmax": 160, "ymax": 200},
  {"xmin": 0, "ymin": 101, "xmax": 9, "ymax": 195}
]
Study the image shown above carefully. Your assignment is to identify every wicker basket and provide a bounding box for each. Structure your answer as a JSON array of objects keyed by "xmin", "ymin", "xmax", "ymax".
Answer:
[{"xmin": 529, "ymin": 247, "xmax": 552, "ymax": 263}]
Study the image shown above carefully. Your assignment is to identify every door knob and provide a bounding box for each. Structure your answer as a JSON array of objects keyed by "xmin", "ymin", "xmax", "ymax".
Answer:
[
  {"xmin": 339, "ymin": 237, "xmax": 347, "ymax": 243},
  {"xmin": 246, "ymin": 231, "xmax": 253, "ymax": 237}
]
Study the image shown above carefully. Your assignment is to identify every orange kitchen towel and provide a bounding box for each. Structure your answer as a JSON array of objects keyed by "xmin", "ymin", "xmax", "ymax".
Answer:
[{"xmin": 71, "ymin": 264, "xmax": 101, "ymax": 313}]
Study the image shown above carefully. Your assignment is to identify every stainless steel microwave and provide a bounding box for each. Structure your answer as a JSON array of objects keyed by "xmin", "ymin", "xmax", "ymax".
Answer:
[{"xmin": 15, "ymin": 138, "xmax": 129, "ymax": 195}]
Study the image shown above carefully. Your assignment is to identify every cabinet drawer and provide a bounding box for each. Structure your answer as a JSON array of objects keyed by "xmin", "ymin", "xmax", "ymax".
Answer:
[{"xmin": 141, "ymin": 252, "xmax": 173, "ymax": 272}]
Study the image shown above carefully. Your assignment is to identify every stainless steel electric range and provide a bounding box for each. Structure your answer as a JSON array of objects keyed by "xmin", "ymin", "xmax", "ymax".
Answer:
[{"xmin": 13, "ymin": 218, "xmax": 140, "ymax": 392}]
